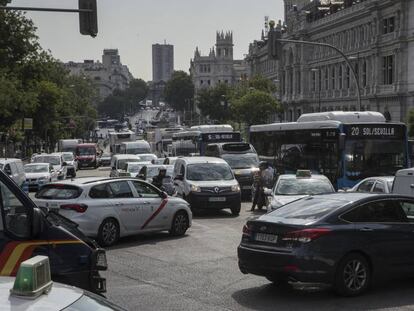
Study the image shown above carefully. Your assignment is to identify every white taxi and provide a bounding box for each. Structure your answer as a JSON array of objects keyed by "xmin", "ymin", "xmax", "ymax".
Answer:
[
  {"xmin": 33, "ymin": 177, "xmax": 192, "ymax": 246},
  {"xmin": 3, "ymin": 256, "xmax": 125, "ymax": 311},
  {"xmin": 266, "ymin": 170, "xmax": 335, "ymax": 212}
]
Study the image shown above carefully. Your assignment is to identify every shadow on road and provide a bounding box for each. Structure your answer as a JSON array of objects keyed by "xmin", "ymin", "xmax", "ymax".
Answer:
[
  {"xmin": 232, "ymin": 279, "xmax": 414, "ymax": 310},
  {"xmin": 192, "ymin": 209, "xmax": 237, "ymax": 219},
  {"xmin": 106, "ymin": 232, "xmax": 188, "ymax": 250}
]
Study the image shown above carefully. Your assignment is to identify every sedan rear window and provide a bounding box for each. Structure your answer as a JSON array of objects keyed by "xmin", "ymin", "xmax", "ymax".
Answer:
[
  {"xmin": 268, "ymin": 196, "xmax": 346, "ymax": 221},
  {"xmin": 35, "ymin": 185, "xmax": 82, "ymax": 200}
]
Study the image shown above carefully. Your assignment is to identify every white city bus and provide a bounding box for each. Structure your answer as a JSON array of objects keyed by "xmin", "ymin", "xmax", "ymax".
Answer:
[
  {"xmin": 108, "ymin": 130, "xmax": 136, "ymax": 154},
  {"xmin": 250, "ymin": 111, "xmax": 409, "ymax": 189}
]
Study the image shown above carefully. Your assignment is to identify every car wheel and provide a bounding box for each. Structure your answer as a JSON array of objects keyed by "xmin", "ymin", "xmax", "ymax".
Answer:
[
  {"xmin": 334, "ymin": 253, "xmax": 371, "ymax": 297},
  {"xmin": 98, "ymin": 218, "xmax": 120, "ymax": 247},
  {"xmin": 231, "ymin": 204, "xmax": 241, "ymax": 216},
  {"xmin": 169, "ymin": 211, "xmax": 189, "ymax": 236}
]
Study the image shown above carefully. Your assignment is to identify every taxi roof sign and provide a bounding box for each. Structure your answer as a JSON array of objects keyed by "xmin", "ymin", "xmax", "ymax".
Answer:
[
  {"xmin": 296, "ymin": 170, "xmax": 312, "ymax": 178},
  {"xmin": 10, "ymin": 256, "xmax": 53, "ymax": 299}
]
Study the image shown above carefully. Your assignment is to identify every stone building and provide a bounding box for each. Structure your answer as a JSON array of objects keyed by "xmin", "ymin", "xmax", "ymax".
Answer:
[
  {"xmin": 190, "ymin": 31, "xmax": 249, "ymax": 91},
  {"xmin": 65, "ymin": 49, "xmax": 133, "ymax": 99},
  {"xmin": 280, "ymin": 0, "xmax": 413, "ymax": 122}
]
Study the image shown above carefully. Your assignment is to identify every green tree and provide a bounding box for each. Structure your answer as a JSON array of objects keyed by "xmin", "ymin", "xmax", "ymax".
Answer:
[
  {"xmin": 232, "ymin": 89, "xmax": 280, "ymax": 126},
  {"xmin": 164, "ymin": 71, "xmax": 194, "ymax": 111},
  {"xmin": 197, "ymin": 83, "xmax": 232, "ymax": 122}
]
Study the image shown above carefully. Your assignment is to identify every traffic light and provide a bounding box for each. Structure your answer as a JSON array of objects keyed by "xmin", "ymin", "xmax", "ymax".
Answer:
[
  {"xmin": 268, "ymin": 21, "xmax": 282, "ymax": 60},
  {"xmin": 79, "ymin": 0, "xmax": 98, "ymax": 37}
]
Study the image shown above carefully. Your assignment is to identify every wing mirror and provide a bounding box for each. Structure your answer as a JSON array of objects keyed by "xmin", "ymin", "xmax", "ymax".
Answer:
[
  {"xmin": 62, "ymin": 162, "xmax": 67, "ymax": 167},
  {"xmin": 263, "ymin": 188, "xmax": 273, "ymax": 196},
  {"xmin": 174, "ymin": 174, "xmax": 184, "ymax": 181},
  {"xmin": 32, "ymin": 208, "xmax": 44, "ymax": 238}
]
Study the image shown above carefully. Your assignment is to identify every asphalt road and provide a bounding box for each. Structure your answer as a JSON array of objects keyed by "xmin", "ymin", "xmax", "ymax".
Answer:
[{"xmin": 75, "ymin": 168, "xmax": 414, "ymax": 311}]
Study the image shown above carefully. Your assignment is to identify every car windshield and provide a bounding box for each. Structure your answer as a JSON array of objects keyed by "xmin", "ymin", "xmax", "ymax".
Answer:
[
  {"xmin": 127, "ymin": 163, "xmax": 145, "ymax": 173},
  {"xmin": 62, "ymin": 153, "xmax": 74, "ymax": 161},
  {"xmin": 187, "ymin": 163, "xmax": 234, "ymax": 181},
  {"xmin": 128, "ymin": 148, "xmax": 150, "ymax": 154},
  {"xmin": 118, "ymin": 159, "xmax": 140, "ymax": 170},
  {"xmin": 221, "ymin": 153, "xmax": 259, "ymax": 169},
  {"xmin": 77, "ymin": 147, "xmax": 96, "ymax": 156},
  {"xmin": 268, "ymin": 196, "xmax": 346, "ymax": 222},
  {"xmin": 140, "ymin": 155, "xmax": 157, "ymax": 162},
  {"xmin": 275, "ymin": 178, "xmax": 334, "ymax": 195},
  {"xmin": 33, "ymin": 156, "xmax": 60, "ymax": 166},
  {"xmin": 24, "ymin": 165, "xmax": 49, "ymax": 173}
]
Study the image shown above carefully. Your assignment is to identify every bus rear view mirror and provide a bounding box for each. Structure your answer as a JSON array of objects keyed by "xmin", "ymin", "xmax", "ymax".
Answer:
[{"xmin": 339, "ymin": 133, "xmax": 346, "ymax": 150}]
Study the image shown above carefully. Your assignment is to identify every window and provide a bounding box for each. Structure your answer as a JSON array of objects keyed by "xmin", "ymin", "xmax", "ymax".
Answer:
[
  {"xmin": 346, "ymin": 67, "xmax": 350, "ymax": 89},
  {"xmin": 362, "ymin": 60, "xmax": 367, "ymax": 87},
  {"xmin": 89, "ymin": 184, "xmax": 113, "ymax": 199},
  {"xmin": 36, "ymin": 185, "xmax": 82, "ymax": 200},
  {"xmin": 132, "ymin": 181, "xmax": 160, "ymax": 198},
  {"xmin": 357, "ymin": 180, "xmax": 375, "ymax": 192},
  {"xmin": 324, "ymin": 68, "xmax": 328, "ymax": 90},
  {"xmin": 296, "ymin": 71, "xmax": 301, "ymax": 94},
  {"xmin": 400, "ymin": 201, "xmax": 414, "ymax": 221},
  {"xmin": 108, "ymin": 181, "xmax": 133, "ymax": 198},
  {"xmin": 383, "ymin": 17, "xmax": 395, "ymax": 34},
  {"xmin": 372, "ymin": 182, "xmax": 385, "ymax": 193},
  {"xmin": 0, "ymin": 182, "xmax": 30, "ymax": 238},
  {"xmin": 342, "ymin": 200, "xmax": 408, "ymax": 223},
  {"xmin": 383, "ymin": 55, "xmax": 394, "ymax": 85},
  {"xmin": 339, "ymin": 66, "xmax": 343, "ymax": 89},
  {"xmin": 311, "ymin": 71, "xmax": 316, "ymax": 92}
]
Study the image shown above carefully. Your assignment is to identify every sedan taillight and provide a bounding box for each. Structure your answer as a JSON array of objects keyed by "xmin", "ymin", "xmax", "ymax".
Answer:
[
  {"xmin": 282, "ymin": 228, "xmax": 331, "ymax": 243},
  {"xmin": 60, "ymin": 204, "xmax": 88, "ymax": 213},
  {"xmin": 242, "ymin": 224, "xmax": 252, "ymax": 237}
]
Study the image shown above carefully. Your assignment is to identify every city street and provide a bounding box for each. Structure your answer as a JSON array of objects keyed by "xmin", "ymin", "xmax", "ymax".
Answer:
[{"xmin": 74, "ymin": 168, "xmax": 414, "ymax": 311}]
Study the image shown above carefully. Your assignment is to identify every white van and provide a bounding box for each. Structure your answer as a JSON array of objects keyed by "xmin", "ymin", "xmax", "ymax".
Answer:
[
  {"xmin": 119, "ymin": 141, "xmax": 151, "ymax": 155},
  {"xmin": 0, "ymin": 159, "xmax": 25, "ymax": 187},
  {"xmin": 173, "ymin": 157, "xmax": 241, "ymax": 215},
  {"xmin": 109, "ymin": 154, "xmax": 142, "ymax": 177},
  {"xmin": 393, "ymin": 168, "xmax": 414, "ymax": 196}
]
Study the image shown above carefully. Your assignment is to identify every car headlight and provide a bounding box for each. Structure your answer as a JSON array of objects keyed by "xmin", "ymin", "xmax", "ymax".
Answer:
[
  {"xmin": 190, "ymin": 184, "xmax": 201, "ymax": 193},
  {"xmin": 231, "ymin": 184, "xmax": 241, "ymax": 192},
  {"xmin": 38, "ymin": 176, "xmax": 48, "ymax": 182}
]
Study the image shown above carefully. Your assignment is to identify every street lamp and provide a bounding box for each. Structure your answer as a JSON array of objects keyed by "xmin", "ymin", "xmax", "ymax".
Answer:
[{"xmin": 311, "ymin": 68, "xmax": 321, "ymax": 112}]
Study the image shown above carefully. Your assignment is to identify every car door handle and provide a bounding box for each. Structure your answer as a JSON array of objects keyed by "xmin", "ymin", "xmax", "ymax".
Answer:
[
  {"xmin": 360, "ymin": 228, "xmax": 374, "ymax": 232},
  {"xmin": 142, "ymin": 201, "xmax": 151, "ymax": 205},
  {"xmin": 115, "ymin": 203, "xmax": 124, "ymax": 206}
]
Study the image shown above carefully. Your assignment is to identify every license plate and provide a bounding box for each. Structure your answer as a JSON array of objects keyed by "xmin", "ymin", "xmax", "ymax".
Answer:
[
  {"xmin": 242, "ymin": 185, "xmax": 252, "ymax": 190},
  {"xmin": 255, "ymin": 233, "xmax": 278, "ymax": 244},
  {"xmin": 209, "ymin": 197, "xmax": 226, "ymax": 202}
]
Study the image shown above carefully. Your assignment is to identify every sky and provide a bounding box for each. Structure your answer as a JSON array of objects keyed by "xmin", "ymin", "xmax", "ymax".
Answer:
[{"xmin": 11, "ymin": 0, "xmax": 284, "ymax": 81}]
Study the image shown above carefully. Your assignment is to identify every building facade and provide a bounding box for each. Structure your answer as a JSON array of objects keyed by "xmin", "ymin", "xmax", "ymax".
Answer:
[
  {"xmin": 65, "ymin": 49, "xmax": 133, "ymax": 99},
  {"xmin": 280, "ymin": 0, "xmax": 414, "ymax": 122},
  {"xmin": 190, "ymin": 31, "xmax": 249, "ymax": 91},
  {"xmin": 152, "ymin": 43, "xmax": 174, "ymax": 83}
]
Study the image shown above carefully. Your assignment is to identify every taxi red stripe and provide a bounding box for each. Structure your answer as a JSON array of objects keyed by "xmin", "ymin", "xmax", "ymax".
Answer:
[
  {"xmin": 141, "ymin": 199, "xmax": 168, "ymax": 230},
  {"xmin": 11, "ymin": 245, "xmax": 37, "ymax": 276},
  {"xmin": 0, "ymin": 242, "xmax": 21, "ymax": 270}
]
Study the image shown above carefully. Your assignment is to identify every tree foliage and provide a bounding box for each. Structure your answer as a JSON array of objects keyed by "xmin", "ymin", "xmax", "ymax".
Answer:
[
  {"xmin": 98, "ymin": 79, "xmax": 148, "ymax": 118},
  {"xmin": 164, "ymin": 71, "xmax": 194, "ymax": 112},
  {"xmin": 197, "ymin": 83, "xmax": 232, "ymax": 123},
  {"xmin": 0, "ymin": 4, "xmax": 98, "ymax": 150}
]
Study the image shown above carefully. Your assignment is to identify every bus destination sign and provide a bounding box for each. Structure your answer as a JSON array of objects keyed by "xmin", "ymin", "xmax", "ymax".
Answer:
[
  {"xmin": 202, "ymin": 132, "xmax": 241, "ymax": 143},
  {"xmin": 345, "ymin": 124, "xmax": 405, "ymax": 139}
]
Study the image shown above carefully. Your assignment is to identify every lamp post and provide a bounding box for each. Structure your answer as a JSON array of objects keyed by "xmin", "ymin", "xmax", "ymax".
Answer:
[{"xmin": 311, "ymin": 68, "xmax": 321, "ymax": 112}]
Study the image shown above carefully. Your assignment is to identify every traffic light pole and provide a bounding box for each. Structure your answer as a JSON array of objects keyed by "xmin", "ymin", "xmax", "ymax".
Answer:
[{"xmin": 278, "ymin": 38, "xmax": 362, "ymax": 111}]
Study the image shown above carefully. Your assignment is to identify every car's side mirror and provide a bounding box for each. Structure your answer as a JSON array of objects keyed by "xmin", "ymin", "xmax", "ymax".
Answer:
[
  {"xmin": 32, "ymin": 208, "xmax": 44, "ymax": 238},
  {"xmin": 264, "ymin": 188, "xmax": 273, "ymax": 196},
  {"xmin": 112, "ymin": 166, "xmax": 116, "ymax": 171},
  {"xmin": 174, "ymin": 174, "xmax": 183, "ymax": 181},
  {"xmin": 62, "ymin": 162, "xmax": 67, "ymax": 167}
]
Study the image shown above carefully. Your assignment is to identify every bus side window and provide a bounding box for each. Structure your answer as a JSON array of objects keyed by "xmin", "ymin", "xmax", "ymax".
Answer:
[{"xmin": 0, "ymin": 181, "xmax": 30, "ymax": 238}]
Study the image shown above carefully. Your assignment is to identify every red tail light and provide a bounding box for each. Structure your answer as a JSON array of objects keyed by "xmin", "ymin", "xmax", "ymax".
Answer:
[
  {"xmin": 60, "ymin": 204, "xmax": 88, "ymax": 213},
  {"xmin": 282, "ymin": 228, "xmax": 331, "ymax": 243},
  {"xmin": 242, "ymin": 224, "xmax": 252, "ymax": 237}
]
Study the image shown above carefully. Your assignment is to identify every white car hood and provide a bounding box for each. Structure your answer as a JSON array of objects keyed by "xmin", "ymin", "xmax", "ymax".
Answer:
[
  {"xmin": 271, "ymin": 194, "xmax": 308, "ymax": 206},
  {"xmin": 187, "ymin": 180, "xmax": 238, "ymax": 187},
  {"xmin": 25, "ymin": 172, "xmax": 50, "ymax": 179}
]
